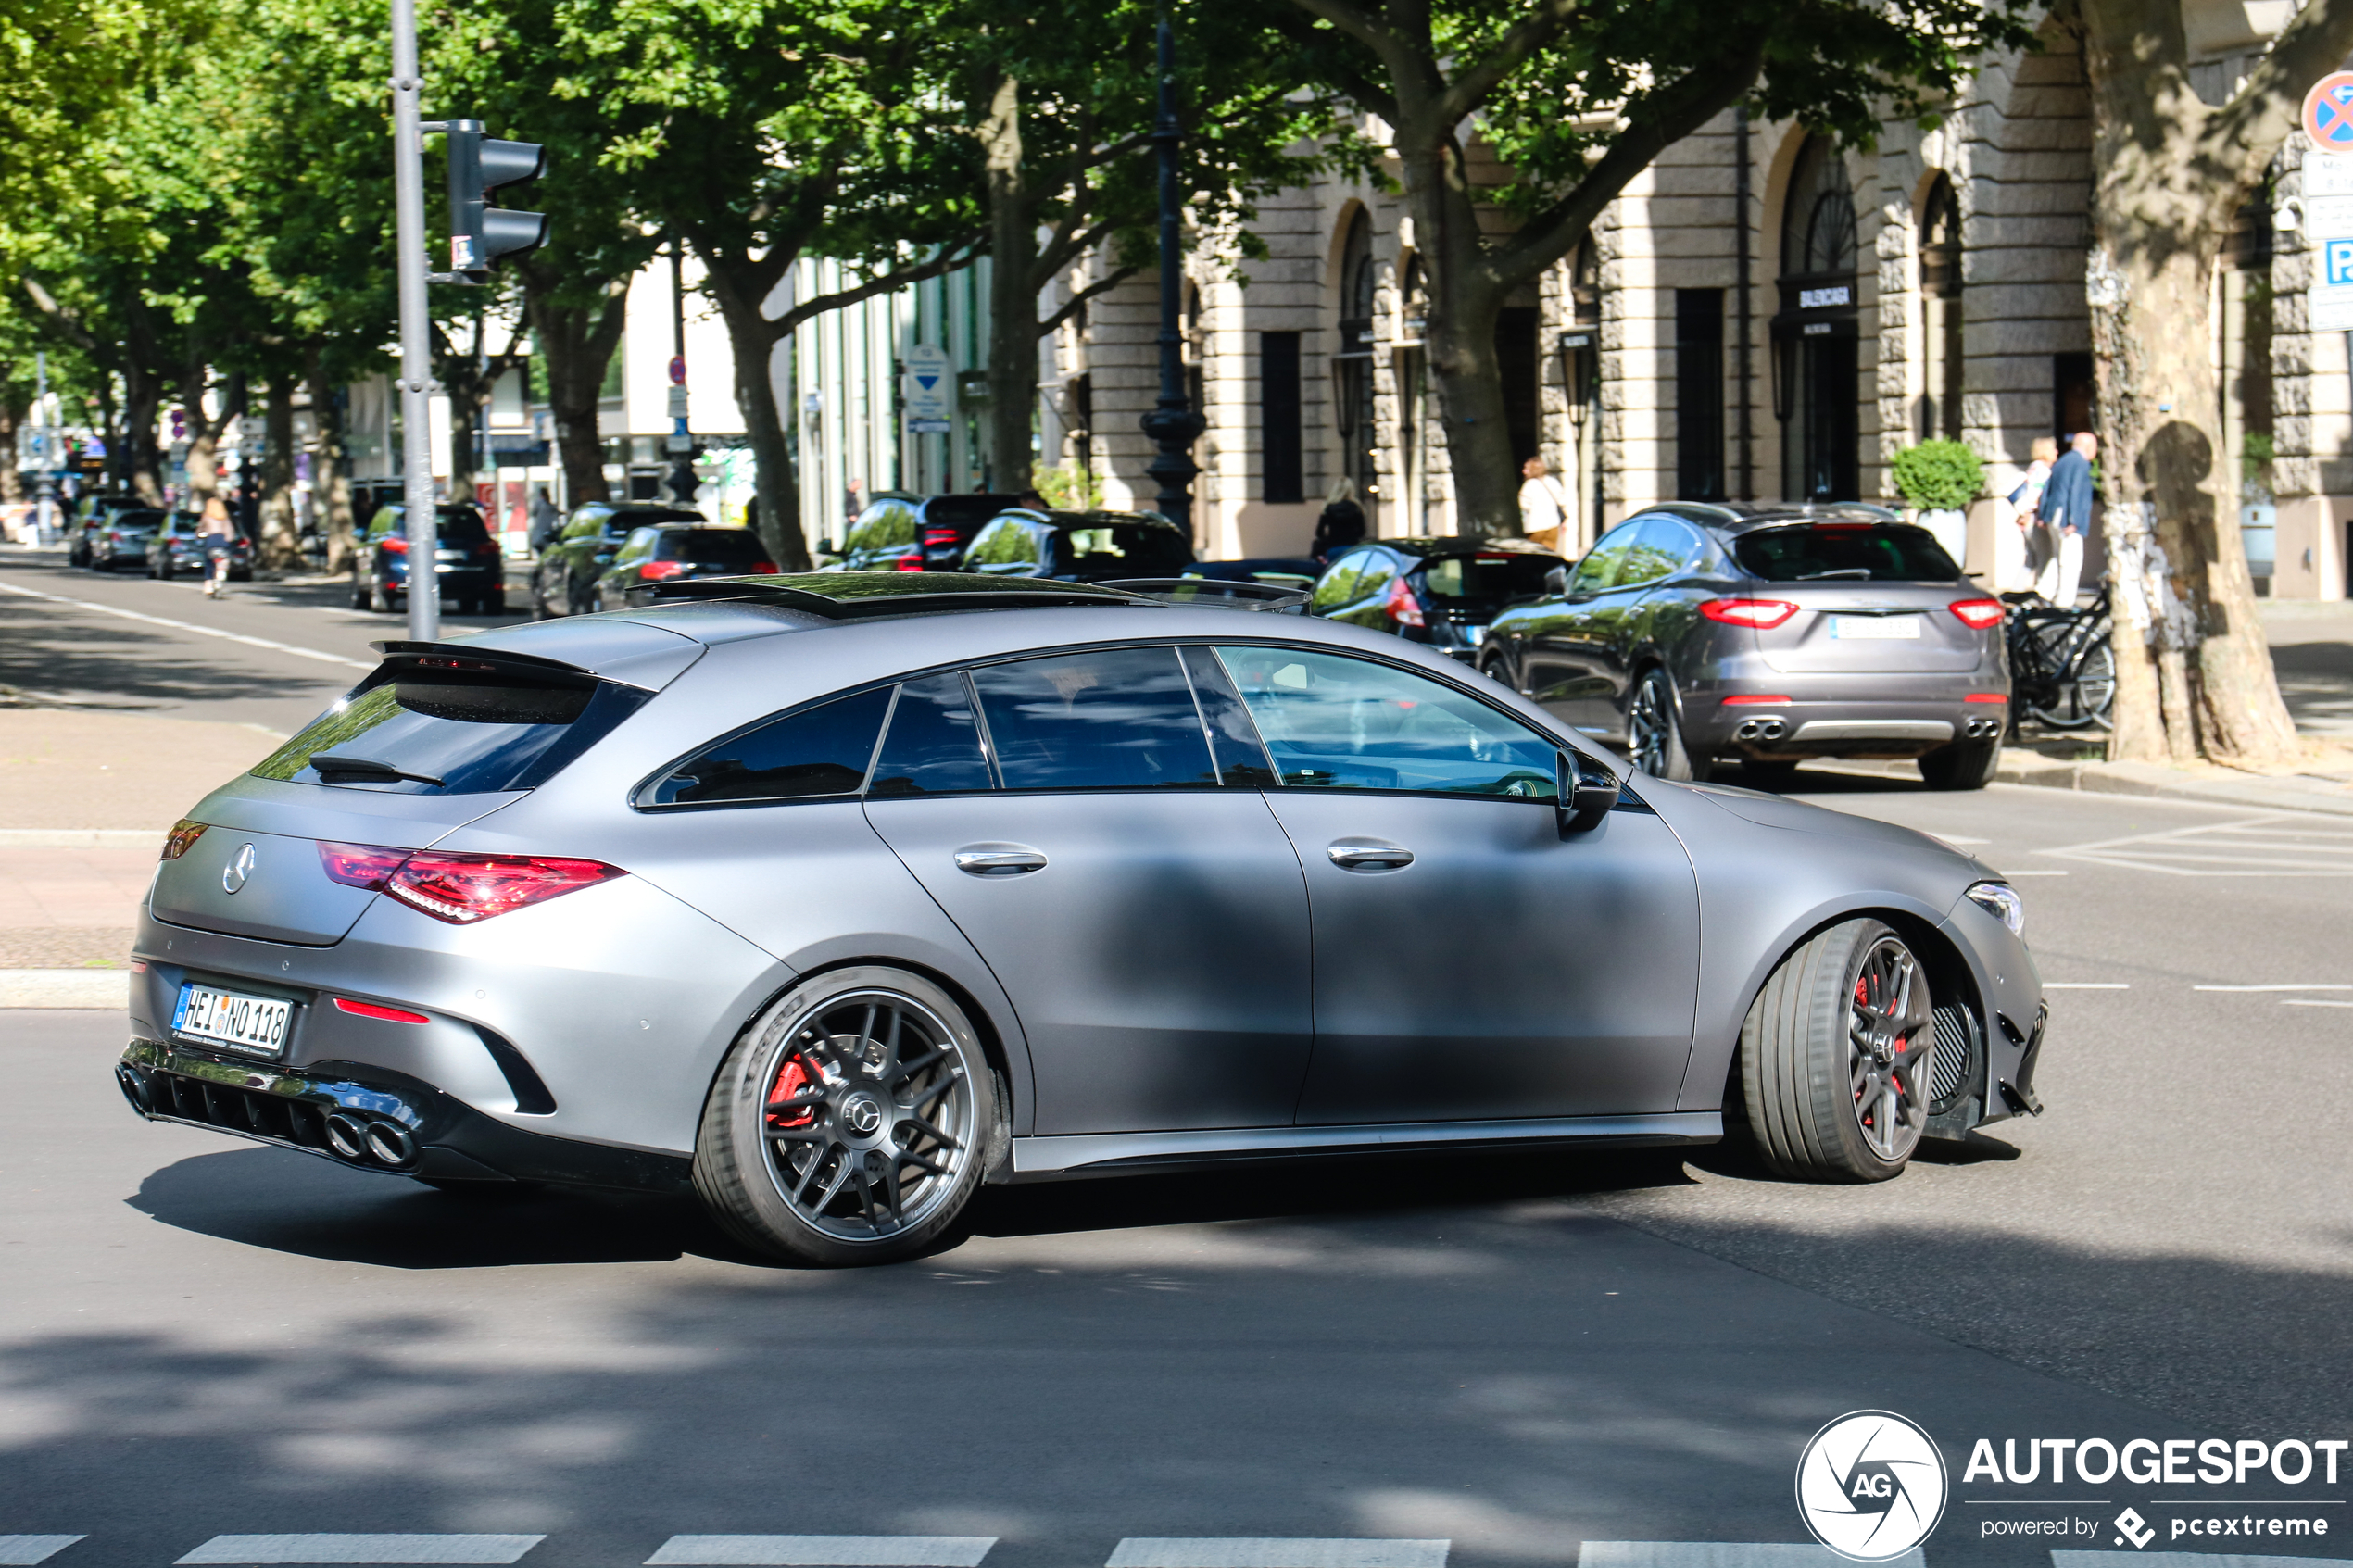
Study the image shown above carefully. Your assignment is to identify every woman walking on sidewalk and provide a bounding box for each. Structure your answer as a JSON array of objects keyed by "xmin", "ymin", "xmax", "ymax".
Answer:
[{"xmin": 198, "ymin": 496, "xmax": 234, "ymax": 598}]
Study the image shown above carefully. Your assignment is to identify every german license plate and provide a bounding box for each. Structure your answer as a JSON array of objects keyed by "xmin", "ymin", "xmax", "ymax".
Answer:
[
  {"xmin": 172, "ymin": 982, "xmax": 293, "ymax": 1057},
  {"xmin": 1831, "ymin": 615, "xmax": 1920, "ymax": 639}
]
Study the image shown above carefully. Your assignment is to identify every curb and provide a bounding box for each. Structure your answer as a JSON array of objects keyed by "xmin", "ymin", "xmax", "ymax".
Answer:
[
  {"xmin": 1995, "ymin": 756, "xmax": 2353, "ymax": 817},
  {"xmin": 0, "ymin": 829, "xmax": 162, "ymax": 848},
  {"xmin": 0, "ymin": 970, "xmax": 129, "ymax": 1009}
]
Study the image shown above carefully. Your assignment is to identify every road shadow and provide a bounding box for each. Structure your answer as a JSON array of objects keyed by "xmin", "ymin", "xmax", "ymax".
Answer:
[{"xmin": 0, "ymin": 593, "xmax": 344, "ymax": 709}]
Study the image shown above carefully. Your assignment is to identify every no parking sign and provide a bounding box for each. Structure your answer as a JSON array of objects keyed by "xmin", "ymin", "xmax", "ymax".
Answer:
[{"xmin": 2306, "ymin": 72, "xmax": 2353, "ymax": 152}]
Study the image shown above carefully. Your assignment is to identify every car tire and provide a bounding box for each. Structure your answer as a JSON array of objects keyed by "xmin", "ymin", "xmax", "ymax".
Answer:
[
  {"xmin": 1918, "ymin": 737, "xmax": 2001, "ymax": 791},
  {"xmin": 1738, "ymin": 917, "xmax": 1932, "ymax": 1183},
  {"xmin": 1627, "ymin": 668, "xmax": 1712, "ymax": 783},
  {"xmin": 695, "ymin": 966, "xmax": 1004, "ymax": 1268},
  {"xmin": 483, "ymin": 588, "xmax": 506, "ymax": 616},
  {"xmin": 1477, "ymin": 650, "xmax": 1518, "ymax": 691}
]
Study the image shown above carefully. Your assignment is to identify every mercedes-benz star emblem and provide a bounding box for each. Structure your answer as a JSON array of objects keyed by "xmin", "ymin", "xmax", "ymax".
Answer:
[
  {"xmin": 221, "ymin": 843, "xmax": 258, "ymax": 895},
  {"xmin": 841, "ymin": 1094, "xmax": 884, "ymax": 1135}
]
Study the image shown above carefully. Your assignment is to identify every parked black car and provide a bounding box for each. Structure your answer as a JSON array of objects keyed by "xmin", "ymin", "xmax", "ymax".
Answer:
[
  {"xmin": 1306, "ymin": 536, "xmax": 1565, "ymax": 663},
  {"xmin": 959, "ymin": 508, "xmax": 1194, "ymax": 582},
  {"xmin": 534, "ymin": 501, "xmax": 703, "ymax": 616},
  {"xmin": 823, "ymin": 492, "xmax": 1026, "ymax": 571},
  {"xmin": 145, "ymin": 511, "xmax": 254, "ymax": 581},
  {"xmin": 595, "ymin": 523, "xmax": 777, "ymax": 609},
  {"xmin": 67, "ymin": 495, "xmax": 154, "ymax": 568},
  {"xmin": 1477, "ymin": 502, "xmax": 2010, "ymax": 790},
  {"xmin": 350, "ymin": 503, "xmax": 506, "ymax": 615}
]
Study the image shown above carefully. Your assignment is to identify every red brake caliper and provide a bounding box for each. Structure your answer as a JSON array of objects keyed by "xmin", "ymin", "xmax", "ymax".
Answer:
[
  {"xmin": 766, "ymin": 1053, "xmax": 819, "ymax": 1129},
  {"xmin": 1855, "ymin": 972, "xmax": 1875, "ymax": 1122}
]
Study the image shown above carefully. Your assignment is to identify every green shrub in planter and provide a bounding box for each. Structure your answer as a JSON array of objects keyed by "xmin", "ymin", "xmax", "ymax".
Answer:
[{"xmin": 1890, "ymin": 440, "xmax": 1984, "ymax": 511}]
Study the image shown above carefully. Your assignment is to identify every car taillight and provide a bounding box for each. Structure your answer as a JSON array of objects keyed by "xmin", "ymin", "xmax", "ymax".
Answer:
[
  {"xmin": 639, "ymin": 560, "xmax": 686, "ymax": 581},
  {"xmin": 1949, "ymin": 597, "xmax": 2005, "ymax": 629},
  {"xmin": 1700, "ymin": 597, "xmax": 1800, "ymax": 629},
  {"xmin": 386, "ymin": 851, "xmax": 624, "ymax": 924},
  {"xmin": 380, "ymin": 535, "xmax": 408, "ymax": 554},
  {"xmin": 923, "ymin": 528, "xmax": 963, "ymax": 547},
  {"xmin": 1964, "ymin": 692, "xmax": 2009, "ymax": 704},
  {"xmin": 161, "ymin": 819, "xmax": 208, "ymax": 860},
  {"xmin": 1384, "ymin": 575, "xmax": 1426, "ymax": 627},
  {"xmin": 895, "ymin": 556, "xmax": 928, "ymax": 571},
  {"xmin": 318, "ymin": 841, "xmax": 412, "ymax": 889},
  {"xmin": 749, "ymin": 561, "xmax": 777, "ymax": 573}
]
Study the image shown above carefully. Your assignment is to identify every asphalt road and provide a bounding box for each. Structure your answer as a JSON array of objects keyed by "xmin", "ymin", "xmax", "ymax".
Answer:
[{"xmin": 5, "ymin": 551, "xmax": 2351, "ymax": 1568}]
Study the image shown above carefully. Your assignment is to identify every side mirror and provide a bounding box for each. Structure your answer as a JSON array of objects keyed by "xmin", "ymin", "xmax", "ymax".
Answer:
[
  {"xmin": 1557, "ymin": 749, "xmax": 1620, "ymax": 832},
  {"xmin": 1544, "ymin": 565, "xmax": 1569, "ymax": 597}
]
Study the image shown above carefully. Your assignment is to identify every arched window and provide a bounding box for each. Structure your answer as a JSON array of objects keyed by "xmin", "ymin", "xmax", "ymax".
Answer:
[
  {"xmin": 1335, "ymin": 211, "xmax": 1378, "ymax": 501},
  {"xmin": 1919, "ymin": 174, "xmax": 1963, "ymax": 441},
  {"xmin": 1775, "ymin": 135, "xmax": 1858, "ymax": 501}
]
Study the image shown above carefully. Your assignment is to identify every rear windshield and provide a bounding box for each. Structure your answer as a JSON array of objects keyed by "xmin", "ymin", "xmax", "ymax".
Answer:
[
  {"xmin": 437, "ymin": 510, "xmax": 492, "ymax": 545},
  {"xmin": 251, "ymin": 665, "xmax": 646, "ymax": 795},
  {"xmin": 1733, "ymin": 524, "xmax": 1960, "ymax": 583},
  {"xmin": 921, "ymin": 495, "xmax": 1018, "ymax": 529},
  {"xmin": 1416, "ymin": 553, "xmax": 1557, "ymax": 608},
  {"xmin": 113, "ymin": 510, "xmax": 167, "ymax": 531},
  {"xmin": 663, "ymin": 528, "xmax": 769, "ymax": 563},
  {"xmin": 1053, "ymin": 524, "xmax": 1191, "ymax": 575}
]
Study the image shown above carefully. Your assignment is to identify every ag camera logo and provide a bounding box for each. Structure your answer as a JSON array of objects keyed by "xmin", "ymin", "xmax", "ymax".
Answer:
[{"xmin": 1796, "ymin": 1410, "xmax": 1950, "ymax": 1561}]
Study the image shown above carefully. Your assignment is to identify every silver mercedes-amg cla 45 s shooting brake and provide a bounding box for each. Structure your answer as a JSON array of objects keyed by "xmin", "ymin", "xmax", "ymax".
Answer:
[{"xmin": 118, "ymin": 572, "xmax": 2046, "ymax": 1266}]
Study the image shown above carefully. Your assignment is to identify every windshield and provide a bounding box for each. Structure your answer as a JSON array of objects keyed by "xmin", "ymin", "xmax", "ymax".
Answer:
[
  {"xmin": 251, "ymin": 666, "xmax": 646, "ymax": 795},
  {"xmin": 1053, "ymin": 524, "xmax": 1192, "ymax": 576},
  {"xmin": 1416, "ymin": 553, "xmax": 1557, "ymax": 609},
  {"xmin": 1733, "ymin": 524, "xmax": 1960, "ymax": 583},
  {"xmin": 112, "ymin": 510, "xmax": 167, "ymax": 533}
]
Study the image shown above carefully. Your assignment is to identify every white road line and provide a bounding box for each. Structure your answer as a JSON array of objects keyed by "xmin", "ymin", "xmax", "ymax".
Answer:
[
  {"xmin": 177, "ymin": 1537, "xmax": 544, "ymax": 1565},
  {"xmin": 0, "ymin": 1539, "xmax": 85, "ymax": 1566},
  {"xmin": 2045, "ymin": 983, "xmax": 2130, "ymax": 989},
  {"xmin": 648, "ymin": 1540, "xmax": 994, "ymax": 1567},
  {"xmin": 1109, "ymin": 1544, "xmax": 1448, "ymax": 1568},
  {"xmin": 0, "ymin": 581, "xmax": 373, "ymax": 671},
  {"xmin": 2193, "ymin": 984, "xmax": 2352, "ymax": 992},
  {"xmin": 1580, "ymin": 1545, "xmax": 1922, "ymax": 1568},
  {"xmin": 2001, "ymin": 869, "xmax": 2070, "ymax": 876},
  {"xmin": 2284, "ymin": 998, "xmax": 2353, "ymax": 1008}
]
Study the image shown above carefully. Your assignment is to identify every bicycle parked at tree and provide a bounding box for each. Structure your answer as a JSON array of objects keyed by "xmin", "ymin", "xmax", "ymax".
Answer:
[{"xmin": 2002, "ymin": 579, "xmax": 2114, "ymax": 732}]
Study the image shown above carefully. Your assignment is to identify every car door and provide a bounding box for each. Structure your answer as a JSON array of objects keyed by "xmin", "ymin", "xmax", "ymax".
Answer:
[
  {"xmin": 862, "ymin": 646, "xmax": 1313, "ymax": 1135},
  {"xmin": 1515, "ymin": 523, "xmax": 1636, "ymax": 733},
  {"xmin": 1213, "ymin": 644, "xmax": 1701, "ymax": 1125}
]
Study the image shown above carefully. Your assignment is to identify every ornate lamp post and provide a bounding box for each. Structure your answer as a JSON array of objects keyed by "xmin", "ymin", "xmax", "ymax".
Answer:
[{"xmin": 1138, "ymin": 16, "xmax": 1202, "ymax": 538}]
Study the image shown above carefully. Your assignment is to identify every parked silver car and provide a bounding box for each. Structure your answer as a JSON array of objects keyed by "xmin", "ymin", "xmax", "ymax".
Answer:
[
  {"xmin": 1479, "ymin": 503, "xmax": 2011, "ymax": 789},
  {"xmin": 118, "ymin": 573, "xmax": 2045, "ymax": 1266}
]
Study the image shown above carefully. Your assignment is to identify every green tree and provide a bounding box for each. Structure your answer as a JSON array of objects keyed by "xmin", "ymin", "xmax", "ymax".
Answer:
[{"xmin": 1274, "ymin": 0, "xmax": 2032, "ymax": 533}]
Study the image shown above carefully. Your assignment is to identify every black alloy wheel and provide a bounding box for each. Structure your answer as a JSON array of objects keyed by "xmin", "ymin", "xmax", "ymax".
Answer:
[
  {"xmin": 1740, "ymin": 917, "xmax": 1932, "ymax": 1181},
  {"xmin": 1628, "ymin": 668, "xmax": 1710, "ymax": 782},
  {"xmin": 697, "ymin": 967, "xmax": 999, "ymax": 1266}
]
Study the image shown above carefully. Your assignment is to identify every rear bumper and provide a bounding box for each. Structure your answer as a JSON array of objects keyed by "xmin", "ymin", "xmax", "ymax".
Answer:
[
  {"xmin": 116, "ymin": 1036, "xmax": 694, "ymax": 1193},
  {"xmin": 1686, "ymin": 690, "xmax": 2008, "ymax": 759}
]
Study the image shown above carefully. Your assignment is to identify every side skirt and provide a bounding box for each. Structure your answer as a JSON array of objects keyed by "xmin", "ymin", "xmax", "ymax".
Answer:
[{"xmin": 1009, "ymin": 1111, "xmax": 1721, "ymax": 1179}]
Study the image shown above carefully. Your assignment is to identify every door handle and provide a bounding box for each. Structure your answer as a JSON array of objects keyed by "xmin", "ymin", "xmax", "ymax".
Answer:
[
  {"xmin": 1327, "ymin": 838, "xmax": 1415, "ymax": 871},
  {"xmin": 954, "ymin": 843, "xmax": 1048, "ymax": 876}
]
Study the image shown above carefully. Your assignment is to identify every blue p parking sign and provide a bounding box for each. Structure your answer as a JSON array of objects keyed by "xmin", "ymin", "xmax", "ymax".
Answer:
[{"xmin": 2330, "ymin": 240, "xmax": 2353, "ymax": 286}]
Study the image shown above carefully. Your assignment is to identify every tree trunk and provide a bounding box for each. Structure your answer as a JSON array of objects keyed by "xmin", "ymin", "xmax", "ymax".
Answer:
[
  {"xmin": 983, "ymin": 74, "xmax": 1038, "ymax": 494},
  {"xmin": 258, "ymin": 378, "xmax": 301, "ymax": 569},
  {"xmin": 710, "ymin": 285, "xmax": 807, "ymax": 571},
  {"xmin": 121, "ymin": 360, "xmax": 164, "ymax": 504},
  {"xmin": 2080, "ymin": 0, "xmax": 2316, "ymax": 767},
  {"xmin": 308, "ymin": 354, "xmax": 359, "ymax": 574},
  {"xmin": 0, "ymin": 399, "xmax": 20, "ymax": 506},
  {"xmin": 1399, "ymin": 137, "xmax": 1518, "ymax": 536},
  {"xmin": 523, "ymin": 271, "xmax": 630, "ymax": 508}
]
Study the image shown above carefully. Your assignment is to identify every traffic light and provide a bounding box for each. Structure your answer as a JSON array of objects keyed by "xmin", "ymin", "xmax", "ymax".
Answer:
[{"xmin": 445, "ymin": 120, "xmax": 547, "ymax": 279}]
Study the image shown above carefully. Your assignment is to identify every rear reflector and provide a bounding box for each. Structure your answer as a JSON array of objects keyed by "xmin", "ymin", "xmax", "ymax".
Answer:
[
  {"xmin": 1964, "ymin": 692, "xmax": 2009, "ymax": 703},
  {"xmin": 1721, "ymin": 695, "xmax": 1793, "ymax": 707},
  {"xmin": 1700, "ymin": 597, "xmax": 1800, "ymax": 629},
  {"xmin": 317, "ymin": 841, "xmax": 625, "ymax": 923},
  {"xmin": 1948, "ymin": 597, "xmax": 2005, "ymax": 629},
  {"xmin": 333, "ymin": 997, "xmax": 429, "ymax": 1025},
  {"xmin": 161, "ymin": 819, "xmax": 208, "ymax": 861}
]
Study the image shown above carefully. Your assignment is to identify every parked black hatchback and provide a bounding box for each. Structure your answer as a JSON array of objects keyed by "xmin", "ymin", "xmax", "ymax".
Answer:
[
  {"xmin": 534, "ymin": 502, "xmax": 704, "ymax": 616},
  {"xmin": 824, "ymin": 492, "xmax": 1024, "ymax": 571},
  {"xmin": 959, "ymin": 508, "xmax": 1194, "ymax": 581},
  {"xmin": 1307, "ymin": 537, "xmax": 1565, "ymax": 662},
  {"xmin": 350, "ymin": 504, "xmax": 506, "ymax": 615},
  {"xmin": 596, "ymin": 523, "xmax": 777, "ymax": 608}
]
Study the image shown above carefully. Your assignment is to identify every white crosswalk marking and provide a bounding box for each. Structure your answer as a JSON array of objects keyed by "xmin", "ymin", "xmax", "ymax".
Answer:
[
  {"xmin": 1579, "ymin": 1546, "xmax": 1923, "ymax": 1568},
  {"xmin": 2037, "ymin": 812, "xmax": 2353, "ymax": 877},
  {"xmin": 1108, "ymin": 1545, "xmax": 1448, "ymax": 1568},
  {"xmin": 0, "ymin": 1540, "xmax": 85, "ymax": 1567},
  {"xmin": 2055, "ymin": 1554, "xmax": 2353, "ymax": 1568},
  {"xmin": 177, "ymin": 1538, "xmax": 545, "ymax": 1565},
  {"xmin": 648, "ymin": 1540, "xmax": 995, "ymax": 1566}
]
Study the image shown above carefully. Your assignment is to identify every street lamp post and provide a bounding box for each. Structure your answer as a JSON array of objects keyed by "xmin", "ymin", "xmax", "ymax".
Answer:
[
  {"xmin": 1138, "ymin": 15, "xmax": 1202, "ymax": 541},
  {"xmin": 666, "ymin": 237, "xmax": 698, "ymax": 503},
  {"xmin": 390, "ymin": 0, "xmax": 438, "ymax": 642}
]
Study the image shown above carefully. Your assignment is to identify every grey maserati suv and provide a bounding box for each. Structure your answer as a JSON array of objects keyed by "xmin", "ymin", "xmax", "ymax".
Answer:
[
  {"xmin": 119, "ymin": 572, "xmax": 2045, "ymax": 1266},
  {"xmin": 1479, "ymin": 503, "xmax": 2011, "ymax": 789}
]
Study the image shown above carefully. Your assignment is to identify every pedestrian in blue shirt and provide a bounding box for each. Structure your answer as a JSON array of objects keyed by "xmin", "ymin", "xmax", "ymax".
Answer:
[{"xmin": 2037, "ymin": 432, "xmax": 2097, "ymax": 606}]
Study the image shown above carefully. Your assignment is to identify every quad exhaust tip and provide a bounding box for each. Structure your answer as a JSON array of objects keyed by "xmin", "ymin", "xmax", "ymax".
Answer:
[
  {"xmin": 325, "ymin": 1110, "xmax": 418, "ymax": 1168},
  {"xmin": 1963, "ymin": 716, "xmax": 2003, "ymax": 739},
  {"xmin": 1732, "ymin": 717, "xmax": 1787, "ymax": 742}
]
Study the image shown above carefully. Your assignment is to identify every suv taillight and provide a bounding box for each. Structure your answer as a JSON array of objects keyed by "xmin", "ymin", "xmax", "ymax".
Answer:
[
  {"xmin": 639, "ymin": 560, "xmax": 686, "ymax": 580},
  {"xmin": 1948, "ymin": 597, "xmax": 2005, "ymax": 629},
  {"xmin": 1699, "ymin": 597, "xmax": 1800, "ymax": 629},
  {"xmin": 317, "ymin": 841, "xmax": 623, "ymax": 923},
  {"xmin": 923, "ymin": 528, "xmax": 963, "ymax": 548}
]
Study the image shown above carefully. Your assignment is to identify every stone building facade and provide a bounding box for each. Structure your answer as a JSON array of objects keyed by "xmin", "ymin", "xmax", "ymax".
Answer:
[{"xmin": 1048, "ymin": 6, "xmax": 2349, "ymax": 600}]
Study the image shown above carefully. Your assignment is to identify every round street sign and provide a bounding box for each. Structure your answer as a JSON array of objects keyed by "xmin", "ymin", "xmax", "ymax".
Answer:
[{"xmin": 2305, "ymin": 71, "xmax": 2353, "ymax": 154}]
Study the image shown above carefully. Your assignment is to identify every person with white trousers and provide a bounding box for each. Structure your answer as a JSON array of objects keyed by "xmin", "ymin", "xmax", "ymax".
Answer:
[{"xmin": 2036, "ymin": 431, "xmax": 2096, "ymax": 606}]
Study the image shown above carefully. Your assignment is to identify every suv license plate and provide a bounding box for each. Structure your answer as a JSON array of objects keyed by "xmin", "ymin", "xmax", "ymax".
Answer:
[
  {"xmin": 1831, "ymin": 615, "xmax": 1920, "ymax": 639},
  {"xmin": 172, "ymin": 983, "xmax": 293, "ymax": 1057}
]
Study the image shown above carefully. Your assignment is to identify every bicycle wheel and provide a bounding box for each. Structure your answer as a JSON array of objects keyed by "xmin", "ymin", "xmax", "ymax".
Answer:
[{"xmin": 2025, "ymin": 620, "xmax": 2114, "ymax": 729}]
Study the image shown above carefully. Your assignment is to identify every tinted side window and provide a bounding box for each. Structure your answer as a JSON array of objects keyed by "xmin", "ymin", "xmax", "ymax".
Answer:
[
  {"xmin": 1213, "ymin": 647, "xmax": 1559, "ymax": 799},
  {"xmin": 869, "ymin": 673, "xmax": 992, "ymax": 795},
  {"xmin": 1615, "ymin": 517, "xmax": 1698, "ymax": 587},
  {"xmin": 614, "ymin": 529, "xmax": 658, "ymax": 566},
  {"xmin": 1568, "ymin": 525, "xmax": 1636, "ymax": 591},
  {"xmin": 970, "ymin": 647, "xmax": 1218, "ymax": 792},
  {"xmin": 1349, "ymin": 551, "xmax": 1399, "ymax": 600},
  {"xmin": 965, "ymin": 521, "xmax": 1040, "ymax": 570},
  {"xmin": 1310, "ymin": 553, "xmax": 1368, "ymax": 611},
  {"xmin": 560, "ymin": 510, "xmax": 605, "ymax": 541},
  {"xmin": 644, "ymin": 686, "xmax": 892, "ymax": 807}
]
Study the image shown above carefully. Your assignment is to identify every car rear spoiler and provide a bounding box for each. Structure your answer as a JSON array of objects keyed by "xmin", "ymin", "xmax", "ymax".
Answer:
[{"xmin": 1097, "ymin": 578, "xmax": 1310, "ymax": 612}]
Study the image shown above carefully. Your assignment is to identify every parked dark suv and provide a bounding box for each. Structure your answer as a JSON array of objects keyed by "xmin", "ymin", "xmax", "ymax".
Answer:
[
  {"xmin": 959, "ymin": 508, "xmax": 1193, "ymax": 582},
  {"xmin": 824, "ymin": 492, "xmax": 1024, "ymax": 571},
  {"xmin": 534, "ymin": 502, "xmax": 703, "ymax": 616},
  {"xmin": 350, "ymin": 504, "xmax": 506, "ymax": 615},
  {"xmin": 595, "ymin": 524, "xmax": 776, "ymax": 609},
  {"xmin": 1478, "ymin": 502, "xmax": 2010, "ymax": 789},
  {"xmin": 1307, "ymin": 536, "xmax": 1564, "ymax": 663}
]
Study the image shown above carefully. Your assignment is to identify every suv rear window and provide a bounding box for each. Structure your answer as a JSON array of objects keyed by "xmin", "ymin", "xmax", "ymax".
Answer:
[
  {"xmin": 662, "ymin": 528, "xmax": 769, "ymax": 564},
  {"xmin": 1417, "ymin": 553, "xmax": 1556, "ymax": 608},
  {"xmin": 252, "ymin": 662, "xmax": 647, "ymax": 795},
  {"xmin": 1052, "ymin": 524, "xmax": 1190, "ymax": 575},
  {"xmin": 1734, "ymin": 524, "xmax": 1959, "ymax": 583}
]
